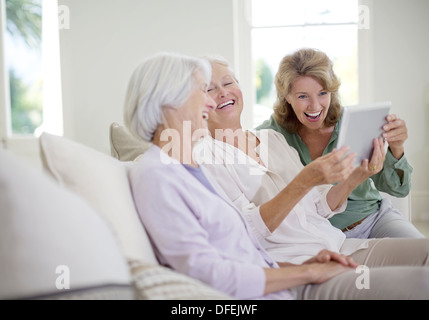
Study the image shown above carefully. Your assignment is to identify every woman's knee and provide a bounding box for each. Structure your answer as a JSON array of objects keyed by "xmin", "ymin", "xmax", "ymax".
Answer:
[{"xmin": 371, "ymin": 210, "xmax": 425, "ymax": 238}]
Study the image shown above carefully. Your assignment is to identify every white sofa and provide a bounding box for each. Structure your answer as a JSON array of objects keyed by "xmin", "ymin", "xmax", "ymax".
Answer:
[
  {"xmin": 1, "ymin": 123, "xmax": 412, "ymax": 300},
  {"xmin": 0, "ymin": 129, "xmax": 231, "ymax": 300}
]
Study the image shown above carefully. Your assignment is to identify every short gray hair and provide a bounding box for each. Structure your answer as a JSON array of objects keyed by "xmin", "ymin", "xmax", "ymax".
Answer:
[
  {"xmin": 124, "ymin": 52, "xmax": 212, "ymax": 142},
  {"xmin": 203, "ymin": 54, "xmax": 239, "ymax": 84}
]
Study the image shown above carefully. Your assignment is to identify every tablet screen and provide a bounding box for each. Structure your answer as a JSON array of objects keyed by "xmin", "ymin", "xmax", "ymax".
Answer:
[{"xmin": 336, "ymin": 102, "xmax": 391, "ymax": 166}]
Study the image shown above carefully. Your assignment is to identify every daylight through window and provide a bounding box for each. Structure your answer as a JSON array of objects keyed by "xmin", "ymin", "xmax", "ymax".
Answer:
[
  {"xmin": 2, "ymin": 0, "xmax": 62, "ymax": 137},
  {"xmin": 251, "ymin": 0, "xmax": 359, "ymax": 127}
]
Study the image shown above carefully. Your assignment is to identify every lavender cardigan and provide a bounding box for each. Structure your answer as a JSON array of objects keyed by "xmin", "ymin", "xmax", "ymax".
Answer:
[{"xmin": 129, "ymin": 145, "xmax": 293, "ymax": 300}]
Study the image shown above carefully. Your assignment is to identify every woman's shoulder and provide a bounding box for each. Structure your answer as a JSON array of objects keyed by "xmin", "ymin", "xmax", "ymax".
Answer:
[
  {"xmin": 251, "ymin": 128, "xmax": 304, "ymax": 166},
  {"xmin": 251, "ymin": 128, "xmax": 291, "ymax": 146},
  {"xmin": 195, "ymin": 134, "xmax": 247, "ymax": 165},
  {"xmin": 130, "ymin": 145, "xmax": 186, "ymax": 184}
]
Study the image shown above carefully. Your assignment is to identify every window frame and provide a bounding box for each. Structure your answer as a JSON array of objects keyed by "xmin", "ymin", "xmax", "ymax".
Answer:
[
  {"xmin": 0, "ymin": 0, "xmax": 11, "ymax": 147},
  {"xmin": 237, "ymin": 0, "xmax": 361, "ymax": 128},
  {"xmin": 233, "ymin": 0, "xmax": 254, "ymax": 130},
  {"xmin": 0, "ymin": 0, "xmax": 62, "ymax": 167}
]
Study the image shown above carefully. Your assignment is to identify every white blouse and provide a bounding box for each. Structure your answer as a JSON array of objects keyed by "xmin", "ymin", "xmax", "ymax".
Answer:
[{"xmin": 194, "ymin": 129, "xmax": 368, "ymax": 264}]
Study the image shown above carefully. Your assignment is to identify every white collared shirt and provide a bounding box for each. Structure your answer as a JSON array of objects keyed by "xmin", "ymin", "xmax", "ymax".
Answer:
[{"xmin": 194, "ymin": 129, "xmax": 368, "ymax": 264}]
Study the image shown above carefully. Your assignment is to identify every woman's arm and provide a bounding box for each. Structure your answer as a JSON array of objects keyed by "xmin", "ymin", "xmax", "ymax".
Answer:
[
  {"xmin": 371, "ymin": 114, "xmax": 412, "ymax": 196},
  {"xmin": 131, "ymin": 164, "xmax": 268, "ymax": 299},
  {"xmin": 265, "ymin": 250, "xmax": 357, "ymax": 294},
  {"xmin": 326, "ymin": 138, "xmax": 386, "ymax": 211},
  {"xmin": 260, "ymin": 147, "xmax": 356, "ymax": 232},
  {"xmin": 372, "ymin": 150, "xmax": 413, "ymax": 196}
]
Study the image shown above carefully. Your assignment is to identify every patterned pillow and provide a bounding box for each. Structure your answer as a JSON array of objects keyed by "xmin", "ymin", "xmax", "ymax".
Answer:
[
  {"xmin": 110, "ymin": 122, "xmax": 151, "ymax": 161},
  {"xmin": 38, "ymin": 285, "xmax": 133, "ymax": 300},
  {"xmin": 129, "ymin": 261, "xmax": 233, "ymax": 300}
]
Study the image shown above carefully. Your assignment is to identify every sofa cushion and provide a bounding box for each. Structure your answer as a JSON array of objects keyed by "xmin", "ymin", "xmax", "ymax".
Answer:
[
  {"xmin": 110, "ymin": 122, "xmax": 151, "ymax": 161},
  {"xmin": 129, "ymin": 260, "xmax": 232, "ymax": 300},
  {"xmin": 39, "ymin": 132, "xmax": 157, "ymax": 264},
  {"xmin": 0, "ymin": 148, "xmax": 133, "ymax": 300}
]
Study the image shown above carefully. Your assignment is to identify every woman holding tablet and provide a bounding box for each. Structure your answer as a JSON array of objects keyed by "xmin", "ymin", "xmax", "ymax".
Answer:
[
  {"xmin": 257, "ymin": 48, "xmax": 423, "ymax": 239},
  {"xmin": 194, "ymin": 55, "xmax": 429, "ymax": 299}
]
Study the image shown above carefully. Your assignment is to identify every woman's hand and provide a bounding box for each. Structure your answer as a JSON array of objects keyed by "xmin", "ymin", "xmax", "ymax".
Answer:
[
  {"xmin": 326, "ymin": 138, "xmax": 386, "ymax": 211},
  {"xmin": 264, "ymin": 250, "xmax": 356, "ymax": 293},
  {"xmin": 383, "ymin": 114, "xmax": 408, "ymax": 159},
  {"xmin": 353, "ymin": 137, "xmax": 386, "ymax": 179},
  {"xmin": 300, "ymin": 250, "xmax": 358, "ymax": 285},
  {"xmin": 304, "ymin": 261, "xmax": 354, "ymax": 285},
  {"xmin": 301, "ymin": 146, "xmax": 356, "ymax": 188},
  {"xmin": 303, "ymin": 249, "xmax": 358, "ymax": 269}
]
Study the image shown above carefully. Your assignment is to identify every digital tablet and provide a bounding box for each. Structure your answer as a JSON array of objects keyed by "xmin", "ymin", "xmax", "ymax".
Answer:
[{"xmin": 336, "ymin": 102, "xmax": 391, "ymax": 166}]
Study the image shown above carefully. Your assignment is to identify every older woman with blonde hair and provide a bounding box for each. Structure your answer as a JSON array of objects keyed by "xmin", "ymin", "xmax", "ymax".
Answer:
[
  {"xmin": 257, "ymin": 48, "xmax": 423, "ymax": 239},
  {"xmin": 272, "ymin": 48, "xmax": 342, "ymax": 134},
  {"xmin": 194, "ymin": 54, "xmax": 429, "ymax": 299}
]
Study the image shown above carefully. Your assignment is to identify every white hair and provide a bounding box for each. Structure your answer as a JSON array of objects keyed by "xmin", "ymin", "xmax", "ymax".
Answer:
[
  {"xmin": 202, "ymin": 54, "xmax": 239, "ymax": 84},
  {"xmin": 124, "ymin": 52, "xmax": 212, "ymax": 142}
]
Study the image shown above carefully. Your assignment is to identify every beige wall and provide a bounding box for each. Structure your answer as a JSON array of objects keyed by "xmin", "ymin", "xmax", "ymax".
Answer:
[
  {"xmin": 359, "ymin": 0, "xmax": 429, "ymax": 220},
  {"xmin": 58, "ymin": 0, "xmax": 236, "ymax": 155},
  {"xmin": 59, "ymin": 0, "xmax": 428, "ymax": 220}
]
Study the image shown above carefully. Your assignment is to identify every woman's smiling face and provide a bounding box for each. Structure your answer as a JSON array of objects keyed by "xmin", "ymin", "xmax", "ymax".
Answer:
[
  {"xmin": 206, "ymin": 62, "xmax": 244, "ymax": 132},
  {"xmin": 286, "ymin": 76, "xmax": 332, "ymax": 131},
  {"xmin": 176, "ymin": 70, "xmax": 215, "ymax": 134}
]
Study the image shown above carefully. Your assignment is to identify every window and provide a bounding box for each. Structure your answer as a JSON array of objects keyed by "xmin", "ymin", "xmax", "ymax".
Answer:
[
  {"xmin": 251, "ymin": 0, "xmax": 359, "ymax": 127},
  {"xmin": 1, "ymin": 0, "xmax": 62, "ymax": 142}
]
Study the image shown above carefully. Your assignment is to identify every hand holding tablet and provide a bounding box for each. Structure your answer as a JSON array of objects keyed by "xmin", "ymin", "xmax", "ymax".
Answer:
[{"xmin": 336, "ymin": 102, "xmax": 391, "ymax": 167}]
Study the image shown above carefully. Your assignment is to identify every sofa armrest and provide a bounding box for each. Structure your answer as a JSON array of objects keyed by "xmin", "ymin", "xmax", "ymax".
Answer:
[{"xmin": 39, "ymin": 132, "xmax": 157, "ymax": 264}]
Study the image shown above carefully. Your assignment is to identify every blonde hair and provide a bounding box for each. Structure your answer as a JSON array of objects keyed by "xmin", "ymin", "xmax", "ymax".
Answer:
[
  {"xmin": 273, "ymin": 48, "xmax": 342, "ymax": 133},
  {"xmin": 202, "ymin": 54, "xmax": 239, "ymax": 84}
]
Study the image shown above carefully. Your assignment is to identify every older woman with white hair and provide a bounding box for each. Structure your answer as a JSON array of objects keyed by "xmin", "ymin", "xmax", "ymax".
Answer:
[{"xmin": 123, "ymin": 52, "xmax": 361, "ymax": 300}]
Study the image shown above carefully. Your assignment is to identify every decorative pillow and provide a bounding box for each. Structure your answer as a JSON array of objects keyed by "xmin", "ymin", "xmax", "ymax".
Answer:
[
  {"xmin": 129, "ymin": 260, "xmax": 233, "ymax": 300},
  {"xmin": 39, "ymin": 132, "xmax": 157, "ymax": 264},
  {"xmin": 0, "ymin": 148, "xmax": 133, "ymax": 300},
  {"xmin": 110, "ymin": 122, "xmax": 151, "ymax": 161}
]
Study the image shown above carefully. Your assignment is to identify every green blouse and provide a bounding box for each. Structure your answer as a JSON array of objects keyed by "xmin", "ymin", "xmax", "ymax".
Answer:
[{"xmin": 256, "ymin": 114, "xmax": 413, "ymax": 230}]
